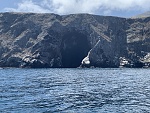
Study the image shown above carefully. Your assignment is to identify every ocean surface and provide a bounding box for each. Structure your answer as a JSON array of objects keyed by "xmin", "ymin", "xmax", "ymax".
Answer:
[{"xmin": 0, "ymin": 68, "xmax": 150, "ymax": 113}]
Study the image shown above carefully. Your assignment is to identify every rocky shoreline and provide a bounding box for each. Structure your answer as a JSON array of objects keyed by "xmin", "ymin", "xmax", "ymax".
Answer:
[{"xmin": 0, "ymin": 12, "xmax": 150, "ymax": 68}]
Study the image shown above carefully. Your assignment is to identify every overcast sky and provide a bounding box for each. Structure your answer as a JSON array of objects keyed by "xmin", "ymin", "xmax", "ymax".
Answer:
[{"xmin": 0, "ymin": 0, "xmax": 150, "ymax": 17}]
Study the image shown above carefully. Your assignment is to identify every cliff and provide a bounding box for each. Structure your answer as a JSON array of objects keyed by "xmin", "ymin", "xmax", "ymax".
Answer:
[{"xmin": 0, "ymin": 12, "xmax": 150, "ymax": 68}]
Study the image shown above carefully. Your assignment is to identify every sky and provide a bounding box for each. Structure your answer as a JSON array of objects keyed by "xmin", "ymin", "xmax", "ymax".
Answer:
[{"xmin": 0, "ymin": 0, "xmax": 150, "ymax": 17}]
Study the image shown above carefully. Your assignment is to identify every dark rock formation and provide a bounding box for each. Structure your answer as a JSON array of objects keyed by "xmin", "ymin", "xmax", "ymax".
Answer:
[{"xmin": 0, "ymin": 12, "xmax": 150, "ymax": 68}]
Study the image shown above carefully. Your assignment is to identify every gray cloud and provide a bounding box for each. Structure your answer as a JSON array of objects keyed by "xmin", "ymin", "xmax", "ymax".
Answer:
[
  {"xmin": 4, "ymin": 0, "xmax": 150, "ymax": 16},
  {"xmin": 5, "ymin": 0, "xmax": 50, "ymax": 13}
]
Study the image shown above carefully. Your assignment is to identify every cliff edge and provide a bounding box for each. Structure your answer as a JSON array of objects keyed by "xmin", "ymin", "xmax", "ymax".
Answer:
[{"xmin": 0, "ymin": 13, "xmax": 150, "ymax": 68}]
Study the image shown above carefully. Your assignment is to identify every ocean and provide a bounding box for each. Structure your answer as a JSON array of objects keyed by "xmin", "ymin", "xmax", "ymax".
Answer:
[{"xmin": 0, "ymin": 68, "xmax": 150, "ymax": 113}]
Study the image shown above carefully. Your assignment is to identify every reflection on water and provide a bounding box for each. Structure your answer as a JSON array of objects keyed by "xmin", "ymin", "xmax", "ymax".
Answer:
[{"xmin": 0, "ymin": 68, "xmax": 150, "ymax": 113}]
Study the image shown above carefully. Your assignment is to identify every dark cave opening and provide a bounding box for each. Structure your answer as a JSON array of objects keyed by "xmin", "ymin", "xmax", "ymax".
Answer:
[{"xmin": 61, "ymin": 31, "xmax": 90, "ymax": 68}]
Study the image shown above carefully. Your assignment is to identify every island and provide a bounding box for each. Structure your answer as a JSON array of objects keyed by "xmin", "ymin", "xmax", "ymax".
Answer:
[{"xmin": 0, "ymin": 12, "xmax": 149, "ymax": 68}]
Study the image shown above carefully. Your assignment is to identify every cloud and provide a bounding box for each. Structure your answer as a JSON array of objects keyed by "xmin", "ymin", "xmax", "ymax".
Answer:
[
  {"xmin": 4, "ymin": 0, "xmax": 150, "ymax": 16},
  {"xmin": 5, "ymin": 0, "xmax": 50, "ymax": 13}
]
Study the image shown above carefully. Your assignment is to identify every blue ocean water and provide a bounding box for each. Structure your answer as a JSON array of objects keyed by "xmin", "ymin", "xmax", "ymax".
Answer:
[{"xmin": 0, "ymin": 68, "xmax": 150, "ymax": 113}]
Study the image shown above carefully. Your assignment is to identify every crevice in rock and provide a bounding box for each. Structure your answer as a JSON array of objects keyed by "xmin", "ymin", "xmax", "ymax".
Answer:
[{"xmin": 61, "ymin": 31, "xmax": 91, "ymax": 68}]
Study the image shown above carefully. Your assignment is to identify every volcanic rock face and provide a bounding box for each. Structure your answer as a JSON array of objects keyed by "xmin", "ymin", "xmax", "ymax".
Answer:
[{"xmin": 0, "ymin": 12, "xmax": 150, "ymax": 68}]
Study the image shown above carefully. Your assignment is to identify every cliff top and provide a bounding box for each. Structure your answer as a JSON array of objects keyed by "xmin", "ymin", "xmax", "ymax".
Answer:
[{"xmin": 132, "ymin": 11, "xmax": 150, "ymax": 18}]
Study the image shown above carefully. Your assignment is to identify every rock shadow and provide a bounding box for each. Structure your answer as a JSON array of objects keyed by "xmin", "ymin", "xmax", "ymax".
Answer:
[{"xmin": 61, "ymin": 31, "xmax": 90, "ymax": 68}]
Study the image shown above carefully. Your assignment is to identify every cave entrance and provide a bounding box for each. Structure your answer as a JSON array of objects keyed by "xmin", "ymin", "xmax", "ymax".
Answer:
[{"xmin": 61, "ymin": 31, "xmax": 90, "ymax": 68}]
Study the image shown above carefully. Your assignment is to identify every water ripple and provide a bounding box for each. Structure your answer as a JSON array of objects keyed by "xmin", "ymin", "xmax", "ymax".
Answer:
[{"xmin": 0, "ymin": 68, "xmax": 150, "ymax": 113}]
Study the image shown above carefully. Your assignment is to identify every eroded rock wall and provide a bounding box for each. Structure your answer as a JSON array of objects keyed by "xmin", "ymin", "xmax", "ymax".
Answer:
[{"xmin": 0, "ymin": 13, "xmax": 150, "ymax": 68}]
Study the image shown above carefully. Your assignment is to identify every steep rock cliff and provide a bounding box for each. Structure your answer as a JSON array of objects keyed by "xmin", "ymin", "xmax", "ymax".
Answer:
[{"xmin": 0, "ymin": 12, "xmax": 149, "ymax": 68}]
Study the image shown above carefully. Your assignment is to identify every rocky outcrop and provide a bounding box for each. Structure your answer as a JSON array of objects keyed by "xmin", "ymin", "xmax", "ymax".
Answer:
[{"xmin": 0, "ymin": 12, "xmax": 150, "ymax": 68}]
